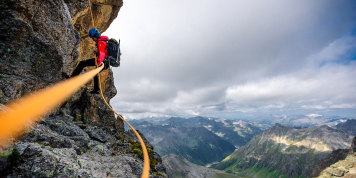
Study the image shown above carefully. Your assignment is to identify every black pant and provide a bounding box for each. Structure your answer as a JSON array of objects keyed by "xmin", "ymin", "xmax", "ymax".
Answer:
[{"xmin": 71, "ymin": 58, "xmax": 100, "ymax": 91}]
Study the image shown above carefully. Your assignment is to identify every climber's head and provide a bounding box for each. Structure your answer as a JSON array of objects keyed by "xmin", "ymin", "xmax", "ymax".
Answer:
[{"xmin": 89, "ymin": 28, "xmax": 100, "ymax": 42}]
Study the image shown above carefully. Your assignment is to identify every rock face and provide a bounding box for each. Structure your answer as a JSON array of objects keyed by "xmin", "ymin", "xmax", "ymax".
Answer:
[
  {"xmin": 212, "ymin": 124, "xmax": 354, "ymax": 177},
  {"xmin": 0, "ymin": 0, "xmax": 122, "ymax": 130},
  {"xmin": 351, "ymin": 136, "xmax": 356, "ymax": 154},
  {"xmin": 310, "ymin": 149, "xmax": 349, "ymax": 177},
  {"xmin": 315, "ymin": 137, "xmax": 356, "ymax": 178},
  {"xmin": 163, "ymin": 154, "xmax": 237, "ymax": 178},
  {"xmin": 1, "ymin": 0, "xmax": 80, "ymax": 102},
  {"xmin": 0, "ymin": 0, "xmax": 166, "ymax": 177},
  {"xmin": 0, "ymin": 116, "xmax": 166, "ymax": 177}
]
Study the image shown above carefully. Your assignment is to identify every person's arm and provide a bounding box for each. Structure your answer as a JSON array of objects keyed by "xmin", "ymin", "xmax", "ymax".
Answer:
[{"xmin": 97, "ymin": 41, "xmax": 106, "ymax": 65}]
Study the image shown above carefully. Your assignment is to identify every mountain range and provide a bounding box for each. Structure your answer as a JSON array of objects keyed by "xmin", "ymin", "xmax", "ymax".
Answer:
[
  {"xmin": 166, "ymin": 117, "xmax": 268, "ymax": 147},
  {"xmin": 130, "ymin": 117, "xmax": 267, "ymax": 165},
  {"xmin": 335, "ymin": 119, "xmax": 356, "ymax": 136},
  {"xmin": 131, "ymin": 116, "xmax": 267, "ymax": 147},
  {"xmin": 212, "ymin": 122, "xmax": 355, "ymax": 177},
  {"xmin": 129, "ymin": 123, "xmax": 235, "ymax": 165},
  {"xmin": 270, "ymin": 114, "xmax": 347, "ymax": 127}
]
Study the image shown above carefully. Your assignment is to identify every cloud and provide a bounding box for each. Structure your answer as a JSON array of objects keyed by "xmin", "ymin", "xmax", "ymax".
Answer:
[
  {"xmin": 307, "ymin": 36, "xmax": 356, "ymax": 65},
  {"xmin": 117, "ymin": 78, "xmax": 175, "ymax": 103},
  {"xmin": 225, "ymin": 65, "xmax": 356, "ymax": 106},
  {"xmin": 106, "ymin": 0, "xmax": 356, "ymax": 119},
  {"xmin": 225, "ymin": 40, "xmax": 356, "ymax": 110}
]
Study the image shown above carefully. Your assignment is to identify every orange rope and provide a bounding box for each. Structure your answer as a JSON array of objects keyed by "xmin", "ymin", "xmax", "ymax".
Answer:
[
  {"xmin": 0, "ymin": 64, "xmax": 104, "ymax": 148},
  {"xmin": 88, "ymin": 0, "xmax": 95, "ymax": 28},
  {"xmin": 88, "ymin": 0, "xmax": 150, "ymax": 176},
  {"xmin": 97, "ymin": 71, "xmax": 150, "ymax": 178}
]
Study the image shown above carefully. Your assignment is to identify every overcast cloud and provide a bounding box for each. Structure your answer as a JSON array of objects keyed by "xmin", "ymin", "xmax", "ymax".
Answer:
[{"xmin": 105, "ymin": 0, "xmax": 356, "ymax": 120}]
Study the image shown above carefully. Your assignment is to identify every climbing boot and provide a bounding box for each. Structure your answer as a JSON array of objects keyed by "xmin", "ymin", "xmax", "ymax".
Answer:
[
  {"xmin": 90, "ymin": 89, "xmax": 100, "ymax": 94},
  {"xmin": 62, "ymin": 72, "xmax": 70, "ymax": 79}
]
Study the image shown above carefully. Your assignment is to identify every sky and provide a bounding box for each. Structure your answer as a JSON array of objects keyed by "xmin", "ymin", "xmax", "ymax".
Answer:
[{"xmin": 105, "ymin": 0, "xmax": 356, "ymax": 121}]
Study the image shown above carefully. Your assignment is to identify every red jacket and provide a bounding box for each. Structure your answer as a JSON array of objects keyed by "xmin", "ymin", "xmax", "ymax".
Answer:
[{"xmin": 97, "ymin": 36, "xmax": 109, "ymax": 65}]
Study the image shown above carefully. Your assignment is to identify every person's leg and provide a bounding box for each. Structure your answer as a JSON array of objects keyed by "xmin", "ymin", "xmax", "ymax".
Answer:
[
  {"xmin": 71, "ymin": 58, "xmax": 96, "ymax": 77},
  {"xmin": 71, "ymin": 58, "xmax": 101, "ymax": 94},
  {"xmin": 86, "ymin": 58, "xmax": 97, "ymax": 66},
  {"xmin": 86, "ymin": 58, "xmax": 101, "ymax": 93},
  {"xmin": 93, "ymin": 75, "xmax": 100, "ymax": 93}
]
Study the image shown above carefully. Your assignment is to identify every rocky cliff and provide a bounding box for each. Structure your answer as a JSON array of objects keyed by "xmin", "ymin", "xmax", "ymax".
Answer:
[
  {"xmin": 0, "ymin": 0, "xmax": 166, "ymax": 177},
  {"xmin": 310, "ymin": 149, "xmax": 349, "ymax": 177},
  {"xmin": 310, "ymin": 119, "xmax": 356, "ymax": 177},
  {"xmin": 212, "ymin": 124, "xmax": 354, "ymax": 177},
  {"xmin": 0, "ymin": 0, "xmax": 124, "ymax": 130},
  {"xmin": 313, "ymin": 137, "xmax": 356, "ymax": 178}
]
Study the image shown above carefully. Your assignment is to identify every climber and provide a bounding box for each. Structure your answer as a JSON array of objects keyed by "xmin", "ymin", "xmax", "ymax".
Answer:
[{"xmin": 63, "ymin": 28, "xmax": 109, "ymax": 94}]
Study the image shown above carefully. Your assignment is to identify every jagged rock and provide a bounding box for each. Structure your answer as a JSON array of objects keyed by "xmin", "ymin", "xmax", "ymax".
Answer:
[
  {"xmin": 0, "ymin": 116, "xmax": 167, "ymax": 177},
  {"xmin": 86, "ymin": 126, "xmax": 109, "ymax": 143},
  {"xmin": 350, "ymin": 137, "xmax": 356, "ymax": 154},
  {"xmin": 126, "ymin": 130, "xmax": 167, "ymax": 176},
  {"xmin": 310, "ymin": 149, "xmax": 349, "ymax": 177},
  {"xmin": 316, "ymin": 137, "xmax": 356, "ymax": 178}
]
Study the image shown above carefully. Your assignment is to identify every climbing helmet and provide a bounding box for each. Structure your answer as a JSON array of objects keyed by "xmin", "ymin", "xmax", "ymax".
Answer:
[{"xmin": 88, "ymin": 28, "xmax": 100, "ymax": 38}]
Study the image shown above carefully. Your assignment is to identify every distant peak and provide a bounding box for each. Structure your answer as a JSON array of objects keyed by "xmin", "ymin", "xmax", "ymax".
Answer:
[{"xmin": 274, "ymin": 123, "xmax": 286, "ymax": 127}]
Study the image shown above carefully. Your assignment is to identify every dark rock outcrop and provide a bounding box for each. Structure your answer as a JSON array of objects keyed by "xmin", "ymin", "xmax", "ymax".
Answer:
[
  {"xmin": 350, "ymin": 136, "xmax": 356, "ymax": 154},
  {"xmin": 0, "ymin": 0, "xmax": 166, "ymax": 177},
  {"xmin": 0, "ymin": 115, "xmax": 166, "ymax": 177},
  {"xmin": 310, "ymin": 149, "xmax": 349, "ymax": 177},
  {"xmin": 311, "ymin": 136, "xmax": 356, "ymax": 177},
  {"xmin": 314, "ymin": 137, "xmax": 356, "ymax": 178}
]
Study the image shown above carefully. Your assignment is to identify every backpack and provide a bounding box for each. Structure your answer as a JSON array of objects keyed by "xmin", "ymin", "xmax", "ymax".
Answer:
[{"xmin": 105, "ymin": 38, "xmax": 121, "ymax": 67}]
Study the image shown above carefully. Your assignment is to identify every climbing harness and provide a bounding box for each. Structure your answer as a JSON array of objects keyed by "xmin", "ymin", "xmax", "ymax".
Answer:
[{"xmin": 88, "ymin": 0, "xmax": 150, "ymax": 177}]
